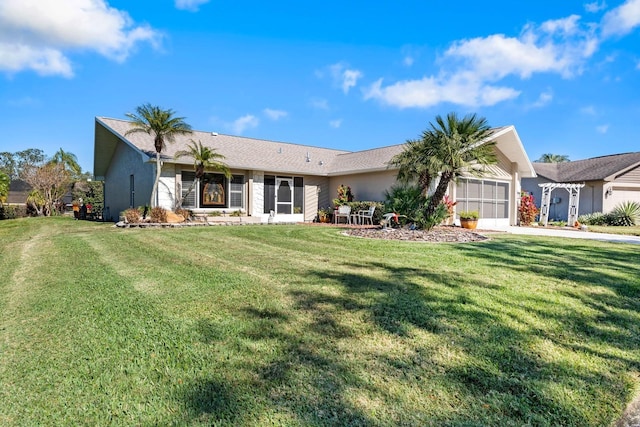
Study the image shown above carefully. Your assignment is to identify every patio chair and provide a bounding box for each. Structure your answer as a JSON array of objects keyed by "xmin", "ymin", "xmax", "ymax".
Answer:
[
  {"xmin": 334, "ymin": 205, "xmax": 351, "ymax": 224},
  {"xmin": 357, "ymin": 206, "xmax": 376, "ymax": 225}
]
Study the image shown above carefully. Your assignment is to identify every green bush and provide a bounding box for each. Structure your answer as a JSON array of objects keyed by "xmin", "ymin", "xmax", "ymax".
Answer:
[
  {"xmin": 609, "ymin": 201, "xmax": 640, "ymax": 226},
  {"xmin": 0, "ymin": 205, "xmax": 26, "ymax": 220},
  {"xmin": 577, "ymin": 212, "xmax": 607, "ymax": 226},
  {"xmin": 383, "ymin": 184, "xmax": 425, "ymax": 225},
  {"xmin": 415, "ymin": 202, "xmax": 449, "ymax": 231}
]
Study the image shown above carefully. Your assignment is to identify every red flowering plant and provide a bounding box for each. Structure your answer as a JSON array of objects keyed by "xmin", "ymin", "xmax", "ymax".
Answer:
[
  {"xmin": 442, "ymin": 195, "xmax": 457, "ymax": 217},
  {"xmin": 518, "ymin": 192, "xmax": 539, "ymax": 226}
]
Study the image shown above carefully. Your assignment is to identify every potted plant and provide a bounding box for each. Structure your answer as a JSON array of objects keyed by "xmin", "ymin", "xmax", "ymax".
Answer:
[
  {"xmin": 318, "ymin": 207, "xmax": 332, "ymax": 223},
  {"xmin": 459, "ymin": 210, "xmax": 479, "ymax": 229}
]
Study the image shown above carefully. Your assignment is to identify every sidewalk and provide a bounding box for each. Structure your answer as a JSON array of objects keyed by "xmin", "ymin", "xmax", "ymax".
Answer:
[{"xmin": 502, "ymin": 226, "xmax": 640, "ymax": 245}]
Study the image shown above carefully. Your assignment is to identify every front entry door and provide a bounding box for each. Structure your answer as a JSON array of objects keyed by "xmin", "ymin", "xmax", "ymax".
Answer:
[{"xmin": 275, "ymin": 178, "xmax": 293, "ymax": 214}]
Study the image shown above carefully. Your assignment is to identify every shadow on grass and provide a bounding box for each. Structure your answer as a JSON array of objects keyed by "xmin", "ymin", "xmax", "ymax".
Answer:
[{"xmin": 181, "ymin": 235, "xmax": 638, "ymax": 425}]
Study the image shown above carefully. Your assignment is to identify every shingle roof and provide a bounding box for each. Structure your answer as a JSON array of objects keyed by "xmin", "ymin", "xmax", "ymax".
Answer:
[
  {"xmin": 98, "ymin": 117, "xmax": 349, "ymax": 176},
  {"xmin": 96, "ymin": 117, "xmax": 535, "ymax": 177},
  {"xmin": 533, "ymin": 152, "xmax": 640, "ymax": 182}
]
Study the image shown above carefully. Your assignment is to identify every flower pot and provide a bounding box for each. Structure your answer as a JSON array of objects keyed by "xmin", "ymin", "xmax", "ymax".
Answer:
[{"xmin": 460, "ymin": 219, "xmax": 478, "ymax": 230}]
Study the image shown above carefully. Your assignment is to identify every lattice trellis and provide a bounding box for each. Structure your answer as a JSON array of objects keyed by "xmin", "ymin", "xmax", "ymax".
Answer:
[{"xmin": 538, "ymin": 183, "xmax": 585, "ymax": 226}]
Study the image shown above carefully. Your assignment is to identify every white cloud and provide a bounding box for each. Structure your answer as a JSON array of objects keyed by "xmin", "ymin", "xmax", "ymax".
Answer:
[
  {"xmin": 532, "ymin": 90, "xmax": 553, "ymax": 107},
  {"xmin": 263, "ymin": 108, "xmax": 288, "ymax": 120},
  {"xmin": 366, "ymin": 15, "xmax": 598, "ymax": 109},
  {"xmin": 310, "ymin": 98, "xmax": 329, "ymax": 110},
  {"xmin": 601, "ymin": 0, "xmax": 640, "ymax": 37},
  {"xmin": 585, "ymin": 1, "xmax": 607, "ymax": 13},
  {"xmin": 175, "ymin": 0, "xmax": 210, "ymax": 12},
  {"xmin": 0, "ymin": 0, "xmax": 160, "ymax": 77},
  {"xmin": 230, "ymin": 115, "xmax": 259, "ymax": 134},
  {"xmin": 596, "ymin": 124, "xmax": 609, "ymax": 133},
  {"xmin": 364, "ymin": 74, "xmax": 520, "ymax": 108},
  {"xmin": 328, "ymin": 62, "xmax": 363, "ymax": 94},
  {"xmin": 580, "ymin": 105, "xmax": 597, "ymax": 115},
  {"xmin": 403, "ymin": 56, "xmax": 414, "ymax": 67},
  {"xmin": 329, "ymin": 119, "xmax": 342, "ymax": 128}
]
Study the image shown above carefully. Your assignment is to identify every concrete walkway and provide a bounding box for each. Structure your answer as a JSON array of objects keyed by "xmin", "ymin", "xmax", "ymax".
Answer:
[{"xmin": 501, "ymin": 226, "xmax": 640, "ymax": 245}]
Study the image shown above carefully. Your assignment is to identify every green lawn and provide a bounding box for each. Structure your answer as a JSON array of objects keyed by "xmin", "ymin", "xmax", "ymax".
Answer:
[{"xmin": 1, "ymin": 217, "xmax": 639, "ymax": 426}]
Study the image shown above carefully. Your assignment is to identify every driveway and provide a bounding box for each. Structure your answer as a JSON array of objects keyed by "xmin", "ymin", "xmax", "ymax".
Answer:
[{"xmin": 503, "ymin": 226, "xmax": 640, "ymax": 245}]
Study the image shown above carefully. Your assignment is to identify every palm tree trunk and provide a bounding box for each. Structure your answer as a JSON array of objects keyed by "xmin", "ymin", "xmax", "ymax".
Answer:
[
  {"xmin": 178, "ymin": 178, "xmax": 199, "ymax": 208},
  {"xmin": 151, "ymin": 152, "xmax": 161, "ymax": 208},
  {"xmin": 425, "ymin": 172, "xmax": 452, "ymax": 219}
]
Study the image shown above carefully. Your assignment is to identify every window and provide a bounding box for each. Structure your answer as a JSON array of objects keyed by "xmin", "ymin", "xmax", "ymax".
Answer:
[
  {"xmin": 181, "ymin": 171, "xmax": 196, "ymax": 208},
  {"xmin": 456, "ymin": 179, "xmax": 509, "ymax": 219},
  {"xmin": 129, "ymin": 174, "xmax": 135, "ymax": 208},
  {"xmin": 180, "ymin": 172, "xmax": 244, "ymax": 209},
  {"xmin": 229, "ymin": 175, "xmax": 244, "ymax": 209}
]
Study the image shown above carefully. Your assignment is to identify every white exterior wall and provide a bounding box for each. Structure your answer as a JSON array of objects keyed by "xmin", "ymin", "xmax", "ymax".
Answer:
[
  {"xmin": 252, "ymin": 171, "xmax": 264, "ymax": 217},
  {"xmin": 158, "ymin": 163, "xmax": 176, "ymax": 210}
]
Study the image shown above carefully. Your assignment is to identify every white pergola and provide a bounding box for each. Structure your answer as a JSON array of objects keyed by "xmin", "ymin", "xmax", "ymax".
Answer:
[{"xmin": 538, "ymin": 182, "xmax": 585, "ymax": 226}]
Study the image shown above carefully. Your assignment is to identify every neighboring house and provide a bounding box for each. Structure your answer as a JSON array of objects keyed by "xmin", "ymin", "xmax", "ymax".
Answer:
[
  {"xmin": 522, "ymin": 152, "xmax": 640, "ymax": 221},
  {"xmin": 94, "ymin": 117, "xmax": 536, "ymax": 228},
  {"xmin": 6, "ymin": 179, "xmax": 30, "ymax": 205}
]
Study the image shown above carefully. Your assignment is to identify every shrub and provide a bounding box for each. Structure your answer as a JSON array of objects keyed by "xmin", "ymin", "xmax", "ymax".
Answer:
[
  {"xmin": 174, "ymin": 208, "xmax": 192, "ymax": 221},
  {"xmin": 0, "ymin": 205, "xmax": 27, "ymax": 220},
  {"xmin": 609, "ymin": 201, "xmax": 640, "ymax": 226},
  {"xmin": 415, "ymin": 201, "xmax": 449, "ymax": 231},
  {"xmin": 383, "ymin": 184, "xmax": 425, "ymax": 225},
  {"xmin": 230, "ymin": 210, "xmax": 243, "ymax": 217},
  {"xmin": 578, "ymin": 212, "xmax": 607, "ymax": 226},
  {"xmin": 332, "ymin": 184, "xmax": 354, "ymax": 206},
  {"xmin": 150, "ymin": 207, "xmax": 168, "ymax": 223},
  {"xmin": 518, "ymin": 193, "xmax": 539, "ymax": 225},
  {"xmin": 124, "ymin": 208, "xmax": 141, "ymax": 223}
]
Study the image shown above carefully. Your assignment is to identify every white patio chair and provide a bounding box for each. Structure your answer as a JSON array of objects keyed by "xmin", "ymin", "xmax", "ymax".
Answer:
[
  {"xmin": 334, "ymin": 205, "xmax": 351, "ymax": 224},
  {"xmin": 358, "ymin": 206, "xmax": 376, "ymax": 225}
]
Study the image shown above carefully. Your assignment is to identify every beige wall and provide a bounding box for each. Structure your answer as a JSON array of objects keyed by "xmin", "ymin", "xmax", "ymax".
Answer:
[
  {"xmin": 329, "ymin": 169, "xmax": 397, "ymax": 204},
  {"xmin": 302, "ymin": 175, "xmax": 330, "ymax": 222}
]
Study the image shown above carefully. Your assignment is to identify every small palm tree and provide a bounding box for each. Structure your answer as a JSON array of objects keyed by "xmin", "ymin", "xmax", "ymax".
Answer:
[
  {"xmin": 391, "ymin": 112, "xmax": 498, "ymax": 228},
  {"xmin": 537, "ymin": 153, "xmax": 570, "ymax": 163},
  {"xmin": 50, "ymin": 148, "xmax": 82, "ymax": 177},
  {"xmin": 174, "ymin": 139, "xmax": 231, "ymax": 207},
  {"xmin": 125, "ymin": 104, "xmax": 193, "ymax": 208}
]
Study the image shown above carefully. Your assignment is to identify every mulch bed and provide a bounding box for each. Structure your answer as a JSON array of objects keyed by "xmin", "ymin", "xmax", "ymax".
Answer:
[{"xmin": 344, "ymin": 225, "xmax": 490, "ymax": 243}]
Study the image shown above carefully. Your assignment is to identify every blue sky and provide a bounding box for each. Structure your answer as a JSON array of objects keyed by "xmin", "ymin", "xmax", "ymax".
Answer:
[{"xmin": 1, "ymin": 0, "xmax": 639, "ymax": 173}]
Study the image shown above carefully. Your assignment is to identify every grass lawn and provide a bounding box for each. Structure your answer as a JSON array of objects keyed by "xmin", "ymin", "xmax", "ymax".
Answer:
[
  {"xmin": 1, "ymin": 217, "xmax": 639, "ymax": 426},
  {"xmin": 588, "ymin": 225, "xmax": 640, "ymax": 236}
]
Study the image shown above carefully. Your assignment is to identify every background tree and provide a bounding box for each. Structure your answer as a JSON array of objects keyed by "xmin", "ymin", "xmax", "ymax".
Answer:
[
  {"xmin": 536, "ymin": 153, "xmax": 570, "ymax": 163},
  {"xmin": 50, "ymin": 147, "xmax": 82, "ymax": 178},
  {"xmin": 174, "ymin": 139, "xmax": 230, "ymax": 208},
  {"xmin": 22, "ymin": 163, "xmax": 70, "ymax": 216},
  {"xmin": 125, "ymin": 104, "xmax": 193, "ymax": 208},
  {"xmin": 390, "ymin": 112, "xmax": 498, "ymax": 229},
  {"xmin": 16, "ymin": 149, "xmax": 46, "ymax": 179},
  {"xmin": 0, "ymin": 171, "xmax": 9, "ymax": 205},
  {"xmin": 0, "ymin": 152, "xmax": 17, "ymax": 180}
]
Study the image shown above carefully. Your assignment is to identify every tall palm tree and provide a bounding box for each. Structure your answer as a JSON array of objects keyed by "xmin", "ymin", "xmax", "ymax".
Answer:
[
  {"xmin": 50, "ymin": 148, "xmax": 82, "ymax": 177},
  {"xmin": 536, "ymin": 153, "xmax": 570, "ymax": 163},
  {"xmin": 391, "ymin": 112, "xmax": 498, "ymax": 224},
  {"xmin": 174, "ymin": 139, "xmax": 231, "ymax": 208},
  {"xmin": 125, "ymin": 104, "xmax": 192, "ymax": 208}
]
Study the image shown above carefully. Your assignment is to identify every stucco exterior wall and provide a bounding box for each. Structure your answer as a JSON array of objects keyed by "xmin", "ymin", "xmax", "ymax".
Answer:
[
  {"xmin": 303, "ymin": 175, "xmax": 330, "ymax": 222},
  {"xmin": 158, "ymin": 164, "xmax": 176, "ymax": 210},
  {"xmin": 329, "ymin": 169, "xmax": 397, "ymax": 204},
  {"xmin": 252, "ymin": 171, "xmax": 264, "ymax": 217},
  {"xmin": 104, "ymin": 142, "xmax": 154, "ymax": 220}
]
